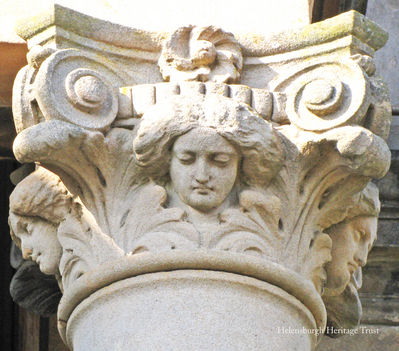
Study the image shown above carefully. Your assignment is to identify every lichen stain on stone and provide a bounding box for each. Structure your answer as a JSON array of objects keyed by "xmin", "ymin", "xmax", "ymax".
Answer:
[{"xmin": 247, "ymin": 34, "xmax": 264, "ymax": 46}]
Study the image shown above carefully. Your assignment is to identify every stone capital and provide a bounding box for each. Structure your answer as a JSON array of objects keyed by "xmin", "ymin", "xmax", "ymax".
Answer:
[{"xmin": 9, "ymin": 5, "xmax": 391, "ymax": 350}]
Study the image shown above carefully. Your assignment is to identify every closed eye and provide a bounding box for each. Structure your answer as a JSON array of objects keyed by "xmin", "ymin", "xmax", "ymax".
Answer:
[
  {"xmin": 25, "ymin": 222, "xmax": 34, "ymax": 235},
  {"xmin": 176, "ymin": 152, "xmax": 195, "ymax": 164},
  {"xmin": 212, "ymin": 153, "xmax": 231, "ymax": 165},
  {"xmin": 353, "ymin": 230, "xmax": 362, "ymax": 241}
]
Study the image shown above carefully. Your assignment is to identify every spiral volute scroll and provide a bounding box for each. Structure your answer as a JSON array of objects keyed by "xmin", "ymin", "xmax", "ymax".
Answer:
[
  {"xmin": 32, "ymin": 49, "xmax": 126, "ymax": 131},
  {"xmin": 272, "ymin": 58, "xmax": 371, "ymax": 131}
]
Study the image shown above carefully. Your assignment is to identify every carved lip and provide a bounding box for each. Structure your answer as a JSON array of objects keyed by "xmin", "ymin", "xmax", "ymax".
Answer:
[
  {"xmin": 192, "ymin": 186, "xmax": 213, "ymax": 193},
  {"xmin": 22, "ymin": 248, "xmax": 33, "ymax": 260},
  {"xmin": 30, "ymin": 251, "xmax": 39, "ymax": 261},
  {"xmin": 347, "ymin": 262, "xmax": 358, "ymax": 274}
]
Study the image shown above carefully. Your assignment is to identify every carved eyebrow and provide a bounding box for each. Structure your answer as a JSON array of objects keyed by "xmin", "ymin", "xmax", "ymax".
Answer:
[{"xmin": 173, "ymin": 149, "xmax": 193, "ymax": 155}]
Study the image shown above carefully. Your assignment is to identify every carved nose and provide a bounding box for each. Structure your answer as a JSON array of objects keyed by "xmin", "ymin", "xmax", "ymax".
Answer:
[
  {"xmin": 22, "ymin": 247, "xmax": 33, "ymax": 260},
  {"xmin": 195, "ymin": 172, "xmax": 210, "ymax": 184},
  {"xmin": 354, "ymin": 245, "xmax": 368, "ymax": 267},
  {"xmin": 354, "ymin": 257, "xmax": 366, "ymax": 267},
  {"xmin": 195, "ymin": 159, "xmax": 210, "ymax": 184}
]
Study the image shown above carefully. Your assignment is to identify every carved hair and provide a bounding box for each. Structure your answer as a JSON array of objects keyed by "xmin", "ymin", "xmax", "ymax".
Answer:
[
  {"xmin": 10, "ymin": 167, "xmax": 73, "ymax": 224},
  {"xmin": 345, "ymin": 182, "xmax": 380, "ymax": 220},
  {"xmin": 133, "ymin": 94, "xmax": 284, "ymax": 187},
  {"xmin": 9, "ymin": 167, "xmax": 74, "ymax": 246},
  {"xmin": 324, "ymin": 182, "xmax": 380, "ymax": 239}
]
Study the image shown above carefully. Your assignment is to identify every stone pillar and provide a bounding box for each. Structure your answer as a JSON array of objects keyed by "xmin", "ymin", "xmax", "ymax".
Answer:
[{"xmin": 9, "ymin": 4, "xmax": 391, "ymax": 350}]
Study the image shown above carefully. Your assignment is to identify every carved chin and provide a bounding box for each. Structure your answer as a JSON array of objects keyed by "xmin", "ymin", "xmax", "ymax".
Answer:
[
  {"xmin": 186, "ymin": 193, "xmax": 223, "ymax": 212},
  {"xmin": 325, "ymin": 271, "xmax": 351, "ymax": 296},
  {"xmin": 37, "ymin": 254, "xmax": 60, "ymax": 275},
  {"xmin": 38, "ymin": 262, "xmax": 56, "ymax": 275}
]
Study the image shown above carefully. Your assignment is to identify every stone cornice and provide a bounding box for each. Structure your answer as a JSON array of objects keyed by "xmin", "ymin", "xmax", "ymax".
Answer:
[{"xmin": 15, "ymin": 5, "xmax": 387, "ymax": 58}]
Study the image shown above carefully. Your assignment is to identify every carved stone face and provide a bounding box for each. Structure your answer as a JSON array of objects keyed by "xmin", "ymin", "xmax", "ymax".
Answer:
[
  {"xmin": 16, "ymin": 217, "xmax": 62, "ymax": 275},
  {"xmin": 170, "ymin": 127, "xmax": 240, "ymax": 213},
  {"xmin": 325, "ymin": 215, "xmax": 377, "ymax": 295}
]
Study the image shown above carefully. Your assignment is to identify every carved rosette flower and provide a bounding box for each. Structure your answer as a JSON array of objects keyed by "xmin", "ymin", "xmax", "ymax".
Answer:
[{"xmin": 158, "ymin": 25, "xmax": 243, "ymax": 83}]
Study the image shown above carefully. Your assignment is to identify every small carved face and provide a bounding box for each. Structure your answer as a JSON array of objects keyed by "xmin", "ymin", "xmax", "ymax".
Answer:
[
  {"xmin": 325, "ymin": 216, "xmax": 377, "ymax": 295},
  {"xmin": 170, "ymin": 128, "xmax": 240, "ymax": 213},
  {"xmin": 15, "ymin": 217, "xmax": 62, "ymax": 275}
]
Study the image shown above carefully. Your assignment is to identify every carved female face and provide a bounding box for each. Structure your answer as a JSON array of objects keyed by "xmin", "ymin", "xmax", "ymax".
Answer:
[
  {"xmin": 170, "ymin": 127, "xmax": 240, "ymax": 213},
  {"xmin": 16, "ymin": 217, "xmax": 62, "ymax": 275},
  {"xmin": 325, "ymin": 215, "xmax": 377, "ymax": 295}
]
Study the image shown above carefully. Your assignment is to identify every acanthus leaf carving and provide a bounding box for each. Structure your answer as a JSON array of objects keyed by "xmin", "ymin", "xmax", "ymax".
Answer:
[
  {"xmin": 58, "ymin": 203, "xmax": 124, "ymax": 290},
  {"xmin": 214, "ymin": 190, "xmax": 282, "ymax": 260},
  {"xmin": 13, "ymin": 119, "xmax": 142, "ymax": 238},
  {"xmin": 267, "ymin": 123, "xmax": 388, "ymax": 273},
  {"xmin": 118, "ymin": 181, "xmax": 199, "ymax": 254}
]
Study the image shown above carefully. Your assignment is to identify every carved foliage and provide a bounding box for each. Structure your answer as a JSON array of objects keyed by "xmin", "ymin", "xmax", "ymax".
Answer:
[
  {"xmin": 58, "ymin": 203, "xmax": 124, "ymax": 289},
  {"xmin": 11, "ymin": 74, "xmax": 390, "ymax": 297}
]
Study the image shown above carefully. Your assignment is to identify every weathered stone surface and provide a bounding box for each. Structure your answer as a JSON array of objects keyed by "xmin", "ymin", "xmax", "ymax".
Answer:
[
  {"xmin": 8, "ymin": 4, "xmax": 392, "ymax": 350},
  {"xmin": 7, "ymin": 0, "xmax": 312, "ymax": 35},
  {"xmin": 67, "ymin": 271, "xmax": 317, "ymax": 350}
]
